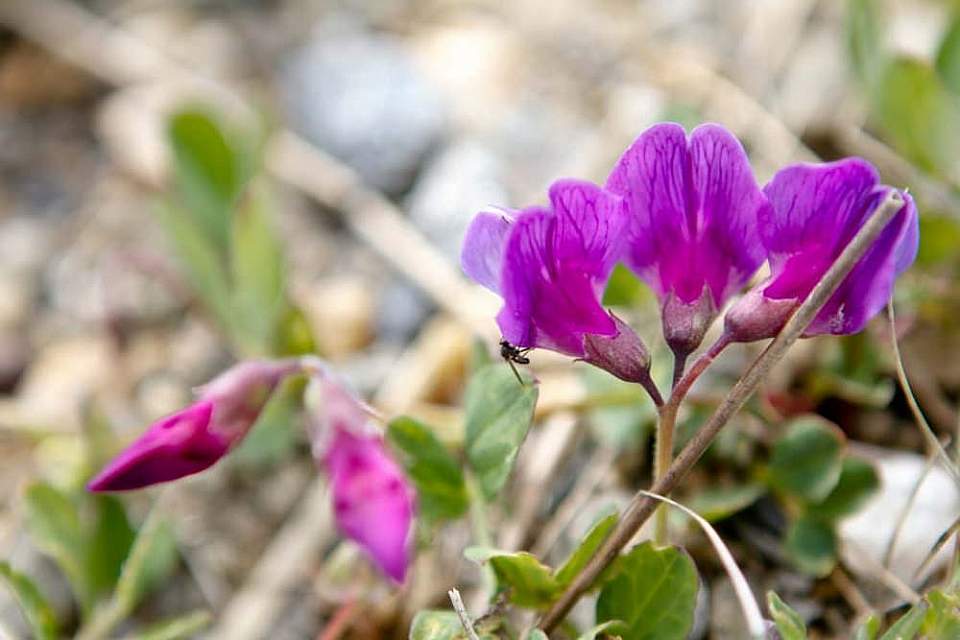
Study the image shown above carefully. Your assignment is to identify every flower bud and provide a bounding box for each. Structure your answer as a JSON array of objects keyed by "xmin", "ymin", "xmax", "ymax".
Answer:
[
  {"xmin": 88, "ymin": 359, "xmax": 299, "ymax": 492},
  {"xmin": 661, "ymin": 288, "xmax": 717, "ymax": 359},
  {"xmin": 582, "ymin": 313, "xmax": 652, "ymax": 385},
  {"xmin": 723, "ymin": 287, "xmax": 799, "ymax": 343}
]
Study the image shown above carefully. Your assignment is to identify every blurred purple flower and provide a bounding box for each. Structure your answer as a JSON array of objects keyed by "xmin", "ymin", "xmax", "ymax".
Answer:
[
  {"xmin": 724, "ymin": 158, "xmax": 919, "ymax": 341},
  {"xmin": 309, "ymin": 376, "xmax": 414, "ymax": 583},
  {"xmin": 88, "ymin": 360, "xmax": 298, "ymax": 491},
  {"xmin": 461, "ymin": 179, "xmax": 652, "ymax": 382},
  {"xmin": 606, "ymin": 122, "xmax": 769, "ymax": 356}
]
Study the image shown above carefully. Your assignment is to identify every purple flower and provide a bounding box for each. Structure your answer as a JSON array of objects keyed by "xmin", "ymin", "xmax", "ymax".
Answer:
[
  {"xmin": 309, "ymin": 377, "xmax": 414, "ymax": 583},
  {"xmin": 724, "ymin": 158, "xmax": 919, "ymax": 341},
  {"xmin": 606, "ymin": 123, "xmax": 769, "ymax": 356},
  {"xmin": 88, "ymin": 360, "xmax": 298, "ymax": 491},
  {"xmin": 461, "ymin": 180, "xmax": 652, "ymax": 383}
]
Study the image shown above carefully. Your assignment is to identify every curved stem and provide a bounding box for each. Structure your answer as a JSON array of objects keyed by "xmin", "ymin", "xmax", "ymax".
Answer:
[{"xmin": 652, "ymin": 334, "xmax": 731, "ymax": 543}]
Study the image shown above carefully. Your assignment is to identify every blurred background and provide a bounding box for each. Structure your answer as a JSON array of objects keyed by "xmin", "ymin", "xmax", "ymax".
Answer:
[{"xmin": 0, "ymin": 0, "xmax": 959, "ymax": 638}]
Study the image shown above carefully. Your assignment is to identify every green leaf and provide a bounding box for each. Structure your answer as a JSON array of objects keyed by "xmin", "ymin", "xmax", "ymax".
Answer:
[
  {"xmin": 937, "ymin": 13, "xmax": 960, "ymax": 96},
  {"xmin": 464, "ymin": 547, "xmax": 559, "ymax": 608},
  {"xmin": 409, "ymin": 611, "xmax": 465, "ymax": 640},
  {"xmin": 784, "ymin": 515, "xmax": 837, "ymax": 577},
  {"xmin": 582, "ymin": 366, "xmax": 655, "ymax": 450},
  {"xmin": 230, "ymin": 184, "xmax": 287, "ymax": 355},
  {"xmin": 768, "ymin": 416, "xmax": 845, "ymax": 502},
  {"xmin": 576, "ymin": 620, "xmax": 629, "ymax": 640},
  {"xmin": 135, "ymin": 610, "xmax": 212, "ymax": 640},
  {"xmin": 168, "ymin": 109, "xmax": 243, "ymax": 253},
  {"xmin": 872, "ymin": 57, "xmax": 960, "ymax": 176},
  {"xmin": 233, "ymin": 374, "xmax": 305, "ymax": 466},
  {"xmin": 464, "ymin": 364, "xmax": 538, "ymax": 500},
  {"xmin": 813, "ymin": 457, "xmax": 880, "ymax": 520},
  {"xmin": 154, "ymin": 201, "xmax": 234, "ymax": 328},
  {"xmin": 276, "ymin": 304, "xmax": 317, "ymax": 356},
  {"xmin": 0, "ymin": 561, "xmax": 60, "ymax": 640},
  {"xmin": 387, "ymin": 417, "xmax": 468, "ymax": 522},
  {"xmin": 922, "ymin": 589, "xmax": 960, "ymax": 639},
  {"xmin": 879, "ymin": 603, "xmax": 927, "ymax": 640},
  {"xmin": 595, "ymin": 542, "xmax": 699, "ymax": 640},
  {"xmin": 685, "ymin": 484, "xmax": 766, "ymax": 523},
  {"xmin": 113, "ymin": 513, "xmax": 178, "ymax": 615},
  {"xmin": 846, "ymin": 0, "xmax": 886, "ymax": 88},
  {"xmin": 766, "ymin": 591, "xmax": 807, "ymax": 640},
  {"xmin": 554, "ymin": 512, "xmax": 618, "ymax": 588},
  {"xmin": 528, "ymin": 631, "xmax": 548, "ymax": 640},
  {"xmin": 853, "ymin": 614, "xmax": 880, "ymax": 640},
  {"xmin": 23, "ymin": 482, "xmax": 91, "ymax": 611},
  {"xmin": 85, "ymin": 495, "xmax": 135, "ymax": 598}
]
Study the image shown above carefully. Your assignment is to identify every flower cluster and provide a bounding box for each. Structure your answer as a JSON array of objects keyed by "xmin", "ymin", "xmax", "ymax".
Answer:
[
  {"xmin": 462, "ymin": 122, "xmax": 918, "ymax": 379},
  {"xmin": 88, "ymin": 359, "xmax": 415, "ymax": 583}
]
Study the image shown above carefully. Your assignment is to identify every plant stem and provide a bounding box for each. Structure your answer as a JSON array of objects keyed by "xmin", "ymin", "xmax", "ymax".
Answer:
[
  {"xmin": 465, "ymin": 472, "xmax": 496, "ymax": 597},
  {"xmin": 652, "ymin": 335, "xmax": 731, "ymax": 543},
  {"xmin": 537, "ymin": 189, "xmax": 905, "ymax": 632}
]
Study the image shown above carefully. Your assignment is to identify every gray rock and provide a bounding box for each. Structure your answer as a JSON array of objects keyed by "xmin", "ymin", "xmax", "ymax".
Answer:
[
  {"xmin": 375, "ymin": 279, "xmax": 435, "ymax": 343},
  {"xmin": 405, "ymin": 138, "xmax": 508, "ymax": 262},
  {"xmin": 283, "ymin": 24, "xmax": 447, "ymax": 195}
]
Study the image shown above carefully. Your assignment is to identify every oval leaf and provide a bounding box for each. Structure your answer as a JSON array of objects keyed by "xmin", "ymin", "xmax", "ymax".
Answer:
[
  {"xmin": 464, "ymin": 364, "xmax": 538, "ymax": 501},
  {"xmin": 0, "ymin": 561, "xmax": 60, "ymax": 640},
  {"xmin": 464, "ymin": 547, "xmax": 559, "ymax": 608},
  {"xmin": 595, "ymin": 542, "xmax": 699, "ymax": 640},
  {"xmin": 785, "ymin": 516, "xmax": 837, "ymax": 577},
  {"xmin": 387, "ymin": 417, "xmax": 468, "ymax": 522},
  {"xmin": 813, "ymin": 457, "xmax": 880, "ymax": 520},
  {"xmin": 768, "ymin": 416, "xmax": 845, "ymax": 502}
]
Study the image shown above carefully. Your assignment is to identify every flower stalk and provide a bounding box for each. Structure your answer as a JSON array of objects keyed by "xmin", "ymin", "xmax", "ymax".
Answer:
[{"xmin": 537, "ymin": 189, "xmax": 906, "ymax": 632}]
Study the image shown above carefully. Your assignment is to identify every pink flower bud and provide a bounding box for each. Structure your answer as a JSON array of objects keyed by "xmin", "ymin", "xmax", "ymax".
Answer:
[
  {"xmin": 88, "ymin": 359, "xmax": 299, "ymax": 491},
  {"xmin": 308, "ymin": 376, "xmax": 415, "ymax": 582}
]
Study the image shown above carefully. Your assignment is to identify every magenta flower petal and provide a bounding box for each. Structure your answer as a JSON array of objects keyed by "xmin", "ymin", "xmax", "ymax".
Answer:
[
  {"xmin": 460, "ymin": 207, "xmax": 516, "ymax": 294},
  {"xmin": 606, "ymin": 122, "xmax": 767, "ymax": 306},
  {"xmin": 725, "ymin": 158, "xmax": 919, "ymax": 341},
  {"xmin": 496, "ymin": 179, "xmax": 626, "ymax": 356},
  {"xmin": 88, "ymin": 359, "xmax": 299, "ymax": 492},
  {"xmin": 87, "ymin": 401, "xmax": 224, "ymax": 491},
  {"xmin": 326, "ymin": 428, "xmax": 414, "ymax": 582}
]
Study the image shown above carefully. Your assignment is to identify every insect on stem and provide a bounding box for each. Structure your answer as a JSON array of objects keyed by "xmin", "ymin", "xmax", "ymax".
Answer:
[{"xmin": 500, "ymin": 339, "xmax": 531, "ymax": 386}]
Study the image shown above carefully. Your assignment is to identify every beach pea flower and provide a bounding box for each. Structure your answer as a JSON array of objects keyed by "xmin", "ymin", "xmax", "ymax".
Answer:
[
  {"xmin": 88, "ymin": 359, "xmax": 300, "ymax": 491},
  {"xmin": 461, "ymin": 179, "xmax": 652, "ymax": 384},
  {"xmin": 724, "ymin": 158, "xmax": 919, "ymax": 341},
  {"xmin": 308, "ymin": 375, "xmax": 414, "ymax": 583},
  {"xmin": 606, "ymin": 122, "xmax": 768, "ymax": 358}
]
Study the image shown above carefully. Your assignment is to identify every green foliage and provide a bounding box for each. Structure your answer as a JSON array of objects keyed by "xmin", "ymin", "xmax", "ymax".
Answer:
[
  {"xmin": 873, "ymin": 57, "xmax": 960, "ymax": 176},
  {"xmin": 846, "ymin": 0, "xmax": 886, "ymax": 88},
  {"xmin": 21, "ymin": 482, "xmax": 136, "ymax": 616},
  {"xmin": 815, "ymin": 457, "xmax": 880, "ymax": 520},
  {"xmin": 917, "ymin": 214, "xmax": 960, "ymax": 267},
  {"xmin": 766, "ymin": 591, "xmax": 807, "ymax": 640},
  {"xmin": 784, "ymin": 515, "xmax": 837, "ymax": 577},
  {"xmin": 410, "ymin": 611, "xmax": 465, "ymax": 640},
  {"xmin": 595, "ymin": 543, "xmax": 699, "ymax": 640},
  {"xmin": 0, "ymin": 561, "xmax": 60, "ymax": 640},
  {"xmin": 464, "ymin": 547, "xmax": 560, "ymax": 608},
  {"xmin": 685, "ymin": 484, "xmax": 765, "ymax": 522},
  {"xmin": 464, "ymin": 364, "xmax": 538, "ymax": 500},
  {"xmin": 937, "ymin": 13, "xmax": 960, "ymax": 96},
  {"xmin": 879, "ymin": 603, "xmax": 927, "ymax": 640},
  {"xmin": 387, "ymin": 416, "xmax": 469, "ymax": 522},
  {"xmin": 463, "ymin": 513, "xmax": 617, "ymax": 609},
  {"xmin": 853, "ymin": 614, "xmax": 880, "ymax": 640},
  {"xmin": 161, "ymin": 107, "xmax": 314, "ymax": 357},
  {"xmin": 582, "ymin": 366, "xmax": 656, "ymax": 449},
  {"xmin": 922, "ymin": 589, "xmax": 960, "ymax": 639},
  {"xmin": 554, "ymin": 512, "xmax": 618, "ymax": 588},
  {"xmin": 768, "ymin": 416, "xmax": 845, "ymax": 503}
]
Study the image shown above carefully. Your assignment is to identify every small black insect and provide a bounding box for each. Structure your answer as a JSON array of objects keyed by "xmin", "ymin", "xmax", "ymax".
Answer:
[{"xmin": 499, "ymin": 339, "xmax": 531, "ymax": 384}]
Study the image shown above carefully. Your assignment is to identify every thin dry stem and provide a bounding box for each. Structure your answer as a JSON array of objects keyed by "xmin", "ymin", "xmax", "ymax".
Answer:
[
  {"xmin": 448, "ymin": 589, "xmax": 481, "ymax": 640},
  {"xmin": 539, "ymin": 190, "xmax": 906, "ymax": 631}
]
